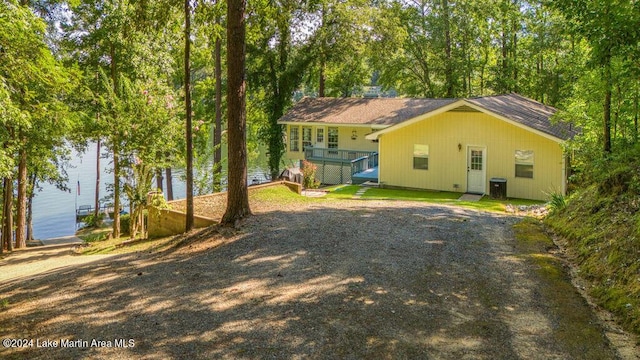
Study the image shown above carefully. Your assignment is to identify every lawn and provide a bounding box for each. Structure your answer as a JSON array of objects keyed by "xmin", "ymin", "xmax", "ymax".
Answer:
[{"xmin": 325, "ymin": 185, "xmax": 544, "ymax": 212}]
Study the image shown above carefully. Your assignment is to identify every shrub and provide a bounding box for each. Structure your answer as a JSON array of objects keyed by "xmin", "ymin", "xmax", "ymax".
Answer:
[
  {"xmin": 120, "ymin": 214, "xmax": 131, "ymax": 236},
  {"xmin": 547, "ymin": 192, "xmax": 566, "ymax": 213},
  {"xmin": 83, "ymin": 213, "xmax": 104, "ymax": 228},
  {"xmin": 301, "ymin": 160, "xmax": 320, "ymax": 189}
]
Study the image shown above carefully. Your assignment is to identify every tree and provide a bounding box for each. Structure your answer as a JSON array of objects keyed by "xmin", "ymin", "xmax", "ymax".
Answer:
[
  {"xmin": 221, "ymin": 0, "xmax": 250, "ymax": 225},
  {"xmin": 247, "ymin": 0, "xmax": 315, "ymax": 179},
  {"xmin": 547, "ymin": 0, "xmax": 639, "ymax": 154},
  {"xmin": 62, "ymin": 0, "xmax": 184, "ymax": 238},
  {"xmin": 185, "ymin": 0, "xmax": 195, "ymax": 231},
  {"xmin": 309, "ymin": 0, "xmax": 372, "ymax": 98},
  {"xmin": 1, "ymin": 0, "xmax": 75, "ymax": 248}
]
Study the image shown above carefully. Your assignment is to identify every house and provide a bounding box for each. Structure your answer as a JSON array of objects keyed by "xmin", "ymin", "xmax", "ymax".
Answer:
[{"xmin": 278, "ymin": 93, "xmax": 577, "ymax": 201}]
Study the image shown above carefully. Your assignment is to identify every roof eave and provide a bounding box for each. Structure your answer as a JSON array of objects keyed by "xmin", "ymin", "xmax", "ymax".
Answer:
[{"xmin": 278, "ymin": 121, "xmax": 392, "ymax": 129}]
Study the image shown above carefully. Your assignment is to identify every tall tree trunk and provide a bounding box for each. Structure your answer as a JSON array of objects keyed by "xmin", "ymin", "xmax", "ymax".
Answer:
[
  {"xmin": 222, "ymin": 0, "xmax": 250, "ymax": 226},
  {"xmin": 603, "ymin": 54, "xmax": 612, "ymax": 154},
  {"xmin": 112, "ymin": 148, "xmax": 121, "ymax": 239},
  {"xmin": 26, "ymin": 173, "xmax": 36, "ymax": 241},
  {"xmin": 634, "ymin": 85, "xmax": 639, "ymax": 143},
  {"xmin": 318, "ymin": 3, "xmax": 326, "ymax": 97},
  {"xmin": 511, "ymin": 17, "xmax": 518, "ymax": 92},
  {"xmin": 110, "ymin": 43, "xmax": 121, "ymax": 238},
  {"xmin": 501, "ymin": 23, "xmax": 508, "ymax": 93},
  {"xmin": 214, "ymin": 19, "xmax": 223, "ymax": 191},
  {"xmin": 319, "ymin": 57, "xmax": 326, "ymax": 97},
  {"xmin": 266, "ymin": 14, "xmax": 292, "ymax": 180},
  {"xmin": 0, "ymin": 181, "xmax": 3, "ymax": 254},
  {"xmin": 15, "ymin": 143, "xmax": 27, "ymax": 248},
  {"xmin": 165, "ymin": 166, "xmax": 174, "ymax": 200},
  {"xmin": 185, "ymin": 0, "xmax": 194, "ymax": 232},
  {"xmin": 155, "ymin": 168, "xmax": 163, "ymax": 190},
  {"xmin": 94, "ymin": 138, "xmax": 101, "ymax": 217},
  {"xmin": 3, "ymin": 177, "xmax": 13, "ymax": 252},
  {"xmin": 442, "ymin": 0, "xmax": 454, "ymax": 97}
]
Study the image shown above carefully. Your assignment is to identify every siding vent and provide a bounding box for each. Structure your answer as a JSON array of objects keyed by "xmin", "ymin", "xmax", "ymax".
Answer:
[{"xmin": 448, "ymin": 105, "xmax": 481, "ymax": 113}]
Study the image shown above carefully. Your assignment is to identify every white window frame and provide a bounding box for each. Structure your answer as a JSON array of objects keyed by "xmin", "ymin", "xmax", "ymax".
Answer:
[
  {"xmin": 413, "ymin": 144, "xmax": 429, "ymax": 170},
  {"xmin": 289, "ymin": 126, "xmax": 300, "ymax": 152},
  {"xmin": 328, "ymin": 127, "xmax": 339, "ymax": 149},
  {"xmin": 302, "ymin": 127, "xmax": 312, "ymax": 150},
  {"xmin": 515, "ymin": 150, "xmax": 534, "ymax": 178},
  {"xmin": 316, "ymin": 128, "xmax": 324, "ymax": 144}
]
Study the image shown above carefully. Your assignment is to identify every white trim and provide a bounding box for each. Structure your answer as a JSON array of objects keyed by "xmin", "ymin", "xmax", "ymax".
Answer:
[
  {"xmin": 561, "ymin": 155, "xmax": 567, "ymax": 195},
  {"xmin": 278, "ymin": 121, "xmax": 390, "ymax": 129}
]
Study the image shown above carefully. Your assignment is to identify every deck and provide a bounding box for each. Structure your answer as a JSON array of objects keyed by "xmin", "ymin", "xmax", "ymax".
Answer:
[
  {"xmin": 303, "ymin": 147, "xmax": 378, "ymax": 185},
  {"xmin": 304, "ymin": 147, "xmax": 377, "ymax": 164},
  {"xmin": 352, "ymin": 167, "xmax": 378, "ymax": 184}
]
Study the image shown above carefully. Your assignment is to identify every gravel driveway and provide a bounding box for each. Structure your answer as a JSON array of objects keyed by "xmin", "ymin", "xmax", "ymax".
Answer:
[{"xmin": 0, "ymin": 200, "xmax": 630, "ymax": 359}]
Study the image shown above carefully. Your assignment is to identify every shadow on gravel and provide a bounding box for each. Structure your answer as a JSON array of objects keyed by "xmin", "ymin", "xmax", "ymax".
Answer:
[{"xmin": 0, "ymin": 203, "xmax": 618, "ymax": 359}]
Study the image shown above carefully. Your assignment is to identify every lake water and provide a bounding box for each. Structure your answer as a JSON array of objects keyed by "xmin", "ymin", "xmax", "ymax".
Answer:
[{"xmin": 32, "ymin": 143, "xmax": 271, "ymax": 239}]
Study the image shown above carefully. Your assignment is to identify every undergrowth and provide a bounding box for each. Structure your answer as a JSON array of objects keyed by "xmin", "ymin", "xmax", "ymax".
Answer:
[
  {"xmin": 513, "ymin": 219, "xmax": 614, "ymax": 358},
  {"xmin": 545, "ymin": 170, "xmax": 640, "ymax": 335}
]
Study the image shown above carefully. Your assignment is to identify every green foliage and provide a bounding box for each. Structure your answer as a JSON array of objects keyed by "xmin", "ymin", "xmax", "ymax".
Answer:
[
  {"xmin": 547, "ymin": 192, "xmax": 567, "ymax": 213},
  {"xmin": 79, "ymin": 230, "xmax": 110, "ymax": 243},
  {"xmin": 119, "ymin": 214, "xmax": 131, "ymax": 236},
  {"xmin": 247, "ymin": 0, "xmax": 316, "ymax": 179},
  {"xmin": 0, "ymin": 0, "xmax": 77, "ymax": 182},
  {"xmin": 122, "ymin": 161, "xmax": 154, "ymax": 238},
  {"xmin": 149, "ymin": 190, "xmax": 170, "ymax": 210},
  {"xmin": 83, "ymin": 213, "xmax": 105, "ymax": 228},
  {"xmin": 546, "ymin": 177, "xmax": 640, "ymax": 335}
]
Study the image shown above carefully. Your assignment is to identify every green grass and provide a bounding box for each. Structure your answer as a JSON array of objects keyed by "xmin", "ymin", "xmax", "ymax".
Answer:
[
  {"xmin": 76, "ymin": 227, "xmax": 112, "ymax": 243},
  {"xmin": 325, "ymin": 185, "xmax": 544, "ymax": 212},
  {"xmin": 323, "ymin": 185, "xmax": 361, "ymax": 199},
  {"xmin": 545, "ymin": 184, "xmax": 640, "ymax": 335},
  {"xmin": 512, "ymin": 219, "xmax": 615, "ymax": 358},
  {"xmin": 250, "ymin": 185, "xmax": 317, "ymax": 204}
]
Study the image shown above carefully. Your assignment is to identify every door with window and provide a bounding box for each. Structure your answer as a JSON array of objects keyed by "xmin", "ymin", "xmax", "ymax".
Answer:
[{"xmin": 467, "ymin": 146, "xmax": 486, "ymax": 194}]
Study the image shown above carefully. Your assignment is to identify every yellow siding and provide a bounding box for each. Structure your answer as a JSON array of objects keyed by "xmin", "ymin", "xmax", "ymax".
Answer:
[
  {"xmin": 284, "ymin": 124, "xmax": 379, "ymax": 161},
  {"xmin": 378, "ymin": 111, "xmax": 565, "ymax": 201}
]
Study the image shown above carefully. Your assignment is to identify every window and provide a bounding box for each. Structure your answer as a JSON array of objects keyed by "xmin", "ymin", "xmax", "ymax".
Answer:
[
  {"xmin": 316, "ymin": 128, "xmax": 324, "ymax": 143},
  {"xmin": 289, "ymin": 126, "xmax": 299, "ymax": 152},
  {"xmin": 470, "ymin": 150, "xmax": 483, "ymax": 171},
  {"xmin": 328, "ymin": 127, "xmax": 339, "ymax": 149},
  {"xmin": 302, "ymin": 127, "xmax": 312, "ymax": 149},
  {"xmin": 515, "ymin": 150, "xmax": 534, "ymax": 178},
  {"xmin": 413, "ymin": 144, "xmax": 429, "ymax": 170}
]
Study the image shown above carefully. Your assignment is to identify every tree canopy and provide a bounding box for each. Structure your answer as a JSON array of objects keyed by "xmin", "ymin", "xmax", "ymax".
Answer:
[{"xmin": 2, "ymin": 0, "xmax": 640, "ymax": 247}]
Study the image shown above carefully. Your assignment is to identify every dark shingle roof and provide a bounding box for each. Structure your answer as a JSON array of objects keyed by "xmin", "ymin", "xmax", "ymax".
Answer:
[
  {"xmin": 278, "ymin": 97, "xmax": 457, "ymax": 126},
  {"xmin": 279, "ymin": 94, "xmax": 577, "ymax": 141},
  {"xmin": 466, "ymin": 93, "xmax": 577, "ymax": 140}
]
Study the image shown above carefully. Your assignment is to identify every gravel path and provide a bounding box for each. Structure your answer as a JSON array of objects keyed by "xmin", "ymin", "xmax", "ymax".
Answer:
[{"xmin": 0, "ymin": 200, "xmax": 633, "ymax": 359}]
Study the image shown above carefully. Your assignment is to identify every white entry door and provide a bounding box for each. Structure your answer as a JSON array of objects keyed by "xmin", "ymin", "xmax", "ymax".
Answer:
[{"xmin": 467, "ymin": 146, "xmax": 486, "ymax": 194}]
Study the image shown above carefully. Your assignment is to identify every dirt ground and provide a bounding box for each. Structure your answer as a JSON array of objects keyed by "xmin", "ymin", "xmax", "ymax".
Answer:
[{"xmin": 0, "ymin": 199, "xmax": 638, "ymax": 359}]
